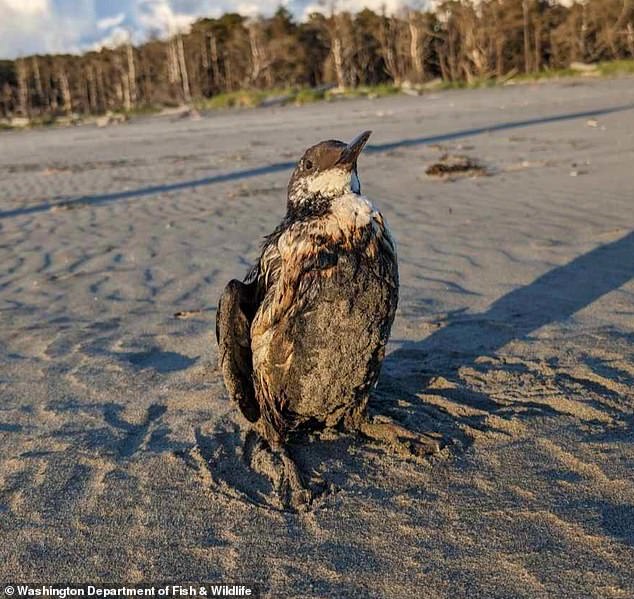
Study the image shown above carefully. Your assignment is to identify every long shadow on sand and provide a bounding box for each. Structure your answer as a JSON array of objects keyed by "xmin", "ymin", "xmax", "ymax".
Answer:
[
  {"xmin": 2, "ymin": 102, "xmax": 633, "ymax": 220},
  {"xmin": 377, "ymin": 230, "xmax": 634, "ymax": 443},
  {"xmin": 196, "ymin": 231, "xmax": 633, "ymax": 509}
]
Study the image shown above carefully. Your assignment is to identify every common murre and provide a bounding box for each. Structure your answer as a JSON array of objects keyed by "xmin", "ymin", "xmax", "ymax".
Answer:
[{"xmin": 216, "ymin": 131, "xmax": 442, "ymax": 509}]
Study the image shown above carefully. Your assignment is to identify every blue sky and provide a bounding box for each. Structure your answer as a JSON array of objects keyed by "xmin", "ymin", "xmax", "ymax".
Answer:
[{"xmin": 0, "ymin": 0, "xmax": 421, "ymax": 59}]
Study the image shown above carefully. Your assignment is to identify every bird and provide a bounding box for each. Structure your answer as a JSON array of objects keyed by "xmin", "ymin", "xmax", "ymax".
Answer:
[{"xmin": 216, "ymin": 130, "xmax": 442, "ymax": 510}]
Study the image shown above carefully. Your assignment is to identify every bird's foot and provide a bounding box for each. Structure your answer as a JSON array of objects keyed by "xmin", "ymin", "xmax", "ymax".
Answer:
[
  {"xmin": 357, "ymin": 416, "xmax": 444, "ymax": 460},
  {"xmin": 245, "ymin": 434, "xmax": 312, "ymax": 512},
  {"xmin": 277, "ymin": 448, "xmax": 312, "ymax": 512}
]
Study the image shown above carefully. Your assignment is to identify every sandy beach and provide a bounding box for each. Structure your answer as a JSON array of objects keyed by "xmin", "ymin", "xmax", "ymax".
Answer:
[{"xmin": 1, "ymin": 77, "xmax": 633, "ymax": 597}]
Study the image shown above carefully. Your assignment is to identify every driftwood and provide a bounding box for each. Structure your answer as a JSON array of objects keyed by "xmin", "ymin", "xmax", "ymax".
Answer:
[{"xmin": 426, "ymin": 154, "xmax": 489, "ymax": 178}]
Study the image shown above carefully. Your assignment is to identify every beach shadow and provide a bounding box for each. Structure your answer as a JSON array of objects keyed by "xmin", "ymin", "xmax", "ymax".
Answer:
[
  {"xmin": 192, "ymin": 232, "xmax": 633, "ymax": 511},
  {"xmin": 378, "ymin": 230, "xmax": 634, "ymax": 444},
  {"xmin": 0, "ymin": 423, "xmax": 23, "ymax": 432},
  {"xmin": 192, "ymin": 423, "xmax": 282, "ymax": 509},
  {"xmin": 192, "ymin": 420, "xmax": 352, "ymax": 512},
  {"xmin": 2, "ymin": 102, "xmax": 633, "ymax": 220},
  {"xmin": 45, "ymin": 400, "xmax": 191, "ymax": 460},
  {"xmin": 118, "ymin": 348, "xmax": 198, "ymax": 373},
  {"xmin": 599, "ymin": 502, "xmax": 634, "ymax": 546}
]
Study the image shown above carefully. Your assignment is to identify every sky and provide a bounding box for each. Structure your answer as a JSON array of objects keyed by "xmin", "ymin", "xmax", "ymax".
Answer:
[{"xmin": 0, "ymin": 0, "xmax": 429, "ymax": 60}]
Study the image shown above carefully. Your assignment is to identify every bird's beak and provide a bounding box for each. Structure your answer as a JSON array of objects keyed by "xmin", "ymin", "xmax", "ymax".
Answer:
[{"xmin": 337, "ymin": 130, "xmax": 372, "ymax": 168}]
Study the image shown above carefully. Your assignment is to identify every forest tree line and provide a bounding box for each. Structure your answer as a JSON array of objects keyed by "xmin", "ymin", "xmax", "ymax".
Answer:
[{"xmin": 1, "ymin": 0, "xmax": 633, "ymax": 119}]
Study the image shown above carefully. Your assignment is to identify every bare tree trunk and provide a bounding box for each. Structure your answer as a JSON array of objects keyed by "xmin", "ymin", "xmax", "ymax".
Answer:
[
  {"xmin": 438, "ymin": 46, "xmax": 450, "ymax": 81},
  {"xmin": 176, "ymin": 34, "xmax": 192, "ymax": 103},
  {"xmin": 495, "ymin": 36, "xmax": 505, "ymax": 78},
  {"xmin": 79, "ymin": 68, "xmax": 89, "ymax": 114},
  {"xmin": 326, "ymin": 8, "xmax": 356, "ymax": 89},
  {"xmin": 57, "ymin": 65, "xmax": 72, "ymax": 115},
  {"xmin": 327, "ymin": 1, "xmax": 346, "ymax": 89},
  {"xmin": 200, "ymin": 34, "xmax": 209, "ymax": 94},
  {"xmin": 167, "ymin": 38, "xmax": 179, "ymax": 85},
  {"xmin": 127, "ymin": 41, "xmax": 137, "ymax": 107},
  {"xmin": 614, "ymin": 0, "xmax": 634, "ymax": 58},
  {"xmin": 96, "ymin": 62, "xmax": 106, "ymax": 112},
  {"xmin": 49, "ymin": 79, "xmax": 58, "ymax": 114},
  {"xmin": 580, "ymin": 1, "xmax": 588, "ymax": 60},
  {"xmin": 1, "ymin": 83, "xmax": 12, "ymax": 118},
  {"xmin": 32, "ymin": 56, "xmax": 44, "ymax": 112},
  {"xmin": 448, "ymin": 29, "xmax": 459, "ymax": 81},
  {"xmin": 87, "ymin": 64, "xmax": 98, "ymax": 113},
  {"xmin": 381, "ymin": 16, "xmax": 402, "ymax": 85},
  {"xmin": 493, "ymin": 2, "xmax": 504, "ymax": 78},
  {"xmin": 248, "ymin": 22, "xmax": 265, "ymax": 85},
  {"xmin": 139, "ymin": 52, "xmax": 152, "ymax": 105},
  {"xmin": 332, "ymin": 36, "xmax": 346, "ymax": 89},
  {"xmin": 209, "ymin": 33, "xmax": 222, "ymax": 90},
  {"xmin": 114, "ymin": 81, "xmax": 123, "ymax": 107},
  {"xmin": 614, "ymin": 0, "xmax": 633, "ymax": 33},
  {"xmin": 16, "ymin": 58, "xmax": 29, "ymax": 117},
  {"xmin": 201, "ymin": 35, "xmax": 209, "ymax": 70},
  {"xmin": 534, "ymin": 20, "xmax": 542, "ymax": 72},
  {"xmin": 522, "ymin": 0, "xmax": 532, "ymax": 72},
  {"xmin": 409, "ymin": 12, "xmax": 425, "ymax": 82},
  {"xmin": 224, "ymin": 51, "xmax": 233, "ymax": 92},
  {"xmin": 116, "ymin": 52, "xmax": 131, "ymax": 111}
]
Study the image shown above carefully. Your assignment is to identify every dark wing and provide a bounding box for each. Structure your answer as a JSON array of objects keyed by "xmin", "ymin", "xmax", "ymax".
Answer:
[{"xmin": 216, "ymin": 279, "xmax": 260, "ymax": 422}]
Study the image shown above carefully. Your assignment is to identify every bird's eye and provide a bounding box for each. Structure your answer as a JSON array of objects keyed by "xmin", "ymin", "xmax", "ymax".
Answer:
[{"xmin": 304, "ymin": 159, "xmax": 313, "ymax": 171}]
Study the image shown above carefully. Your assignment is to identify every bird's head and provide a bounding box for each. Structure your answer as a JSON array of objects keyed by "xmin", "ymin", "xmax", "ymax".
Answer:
[{"xmin": 287, "ymin": 130, "xmax": 372, "ymax": 218}]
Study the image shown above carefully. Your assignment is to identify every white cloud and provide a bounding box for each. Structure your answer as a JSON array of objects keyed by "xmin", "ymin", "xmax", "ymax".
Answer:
[
  {"xmin": 126, "ymin": 0, "xmax": 212, "ymax": 37},
  {"xmin": 299, "ymin": 0, "xmax": 415, "ymax": 20},
  {"xmin": 235, "ymin": 3, "xmax": 263, "ymax": 18},
  {"xmin": 3, "ymin": 0, "xmax": 48, "ymax": 15},
  {"xmin": 0, "ymin": 0, "xmax": 97, "ymax": 57},
  {"xmin": 92, "ymin": 27, "xmax": 131, "ymax": 50},
  {"xmin": 97, "ymin": 12, "xmax": 126, "ymax": 31},
  {"xmin": 0, "ymin": 0, "xmax": 436, "ymax": 59}
]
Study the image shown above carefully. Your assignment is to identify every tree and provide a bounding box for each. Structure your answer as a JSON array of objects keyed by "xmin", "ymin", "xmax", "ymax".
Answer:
[{"xmin": 0, "ymin": 1, "xmax": 632, "ymax": 122}]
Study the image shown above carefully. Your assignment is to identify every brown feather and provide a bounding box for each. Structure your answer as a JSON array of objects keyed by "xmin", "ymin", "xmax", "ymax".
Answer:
[
  {"xmin": 216, "ymin": 279, "xmax": 261, "ymax": 422},
  {"xmin": 249, "ymin": 199, "xmax": 398, "ymax": 440}
]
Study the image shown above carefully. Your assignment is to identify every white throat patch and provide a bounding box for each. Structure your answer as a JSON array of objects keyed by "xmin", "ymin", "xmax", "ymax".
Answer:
[{"xmin": 304, "ymin": 168, "xmax": 357, "ymax": 197}]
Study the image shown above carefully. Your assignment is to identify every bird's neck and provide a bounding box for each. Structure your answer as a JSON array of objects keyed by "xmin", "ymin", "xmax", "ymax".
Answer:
[
  {"xmin": 284, "ymin": 191, "xmax": 375, "ymax": 236},
  {"xmin": 286, "ymin": 192, "xmax": 333, "ymax": 222}
]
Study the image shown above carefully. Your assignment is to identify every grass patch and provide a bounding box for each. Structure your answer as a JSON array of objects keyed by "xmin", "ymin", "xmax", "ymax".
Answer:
[
  {"xmin": 28, "ymin": 115, "xmax": 57, "ymax": 127},
  {"xmin": 514, "ymin": 67, "xmax": 579, "ymax": 81},
  {"xmin": 437, "ymin": 66, "xmax": 585, "ymax": 90},
  {"xmin": 197, "ymin": 89, "xmax": 285, "ymax": 110},
  {"xmin": 512, "ymin": 60, "xmax": 634, "ymax": 82},
  {"xmin": 294, "ymin": 87, "xmax": 327, "ymax": 104},
  {"xmin": 598, "ymin": 59, "xmax": 634, "ymax": 76},
  {"xmin": 330, "ymin": 84, "xmax": 400, "ymax": 98},
  {"xmin": 435, "ymin": 77, "xmax": 488, "ymax": 90},
  {"xmin": 187, "ymin": 61, "xmax": 634, "ymax": 115},
  {"xmin": 115, "ymin": 104, "xmax": 162, "ymax": 117},
  {"xmin": 195, "ymin": 84, "xmax": 400, "ymax": 111},
  {"xmin": 437, "ymin": 62, "xmax": 632, "ymax": 90}
]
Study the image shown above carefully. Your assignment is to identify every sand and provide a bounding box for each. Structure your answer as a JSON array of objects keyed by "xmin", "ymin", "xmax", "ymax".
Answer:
[{"xmin": 0, "ymin": 77, "xmax": 633, "ymax": 597}]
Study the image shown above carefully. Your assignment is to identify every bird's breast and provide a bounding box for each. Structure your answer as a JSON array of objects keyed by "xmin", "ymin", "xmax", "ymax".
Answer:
[
  {"xmin": 278, "ymin": 193, "xmax": 393, "ymax": 262},
  {"xmin": 328, "ymin": 192, "xmax": 375, "ymax": 231},
  {"xmin": 252, "ymin": 193, "xmax": 396, "ymax": 341}
]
